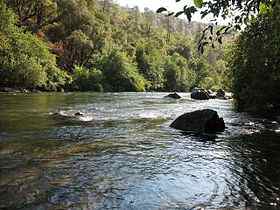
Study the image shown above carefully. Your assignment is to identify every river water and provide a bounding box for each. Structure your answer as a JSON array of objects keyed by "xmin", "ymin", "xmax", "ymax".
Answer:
[{"xmin": 0, "ymin": 92, "xmax": 280, "ymax": 210}]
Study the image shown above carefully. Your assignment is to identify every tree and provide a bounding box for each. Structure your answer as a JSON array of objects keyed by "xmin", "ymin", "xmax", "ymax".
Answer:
[
  {"xmin": 0, "ymin": 0, "xmax": 70, "ymax": 90},
  {"xmin": 2, "ymin": 0, "xmax": 229, "ymax": 92},
  {"xmin": 157, "ymin": 0, "xmax": 276, "ymax": 52},
  {"xmin": 101, "ymin": 50, "xmax": 147, "ymax": 92},
  {"xmin": 63, "ymin": 30, "xmax": 94, "ymax": 69},
  {"xmin": 164, "ymin": 53, "xmax": 196, "ymax": 91},
  {"xmin": 5, "ymin": 0, "xmax": 58, "ymax": 32},
  {"xmin": 135, "ymin": 44, "xmax": 165, "ymax": 90},
  {"xmin": 72, "ymin": 65, "xmax": 103, "ymax": 91},
  {"xmin": 227, "ymin": 1, "xmax": 280, "ymax": 112}
]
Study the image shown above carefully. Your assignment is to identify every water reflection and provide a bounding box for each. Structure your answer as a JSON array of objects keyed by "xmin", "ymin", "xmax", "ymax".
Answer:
[{"xmin": 0, "ymin": 92, "xmax": 280, "ymax": 209}]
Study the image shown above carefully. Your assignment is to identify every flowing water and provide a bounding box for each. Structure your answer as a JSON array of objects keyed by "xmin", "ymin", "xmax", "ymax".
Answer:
[{"xmin": 0, "ymin": 92, "xmax": 280, "ymax": 210}]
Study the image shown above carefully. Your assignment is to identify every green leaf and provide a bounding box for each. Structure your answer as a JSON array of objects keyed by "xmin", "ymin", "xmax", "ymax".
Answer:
[
  {"xmin": 156, "ymin": 7, "xmax": 167, "ymax": 13},
  {"xmin": 259, "ymin": 2, "xmax": 270, "ymax": 14},
  {"xmin": 193, "ymin": 0, "xmax": 203, "ymax": 8}
]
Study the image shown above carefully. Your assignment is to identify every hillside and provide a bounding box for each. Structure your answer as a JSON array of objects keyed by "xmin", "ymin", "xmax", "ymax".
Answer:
[{"xmin": 0, "ymin": 0, "xmax": 231, "ymax": 92}]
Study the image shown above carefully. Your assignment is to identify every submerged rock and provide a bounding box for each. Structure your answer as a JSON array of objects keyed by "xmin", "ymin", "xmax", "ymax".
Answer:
[
  {"xmin": 170, "ymin": 109, "xmax": 225, "ymax": 133},
  {"xmin": 191, "ymin": 88, "xmax": 210, "ymax": 100},
  {"xmin": 165, "ymin": 92, "xmax": 182, "ymax": 99}
]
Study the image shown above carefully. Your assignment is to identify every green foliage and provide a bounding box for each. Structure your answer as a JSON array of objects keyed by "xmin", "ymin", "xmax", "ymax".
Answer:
[
  {"xmin": 5, "ymin": 0, "xmax": 58, "ymax": 31},
  {"xmin": 101, "ymin": 50, "xmax": 147, "ymax": 92},
  {"xmin": 135, "ymin": 44, "xmax": 165, "ymax": 90},
  {"xmin": 164, "ymin": 53, "xmax": 196, "ymax": 91},
  {"xmin": 193, "ymin": 0, "xmax": 203, "ymax": 8},
  {"xmin": 72, "ymin": 66, "xmax": 103, "ymax": 91},
  {"xmin": 0, "ymin": 0, "xmax": 70, "ymax": 90},
  {"xmin": 168, "ymin": 0, "xmax": 276, "ymax": 54},
  {"xmin": 63, "ymin": 30, "xmax": 94, "ymax": 68},
  {"xmin": 0, "ymin": 0, "xmax": 16, "ymax": 32},
  {"xmin": 188, "ymin": 57, "xmax": 208, "ymax": 88},
  {"xmin": 1, "ymin": 0, "xmax": 230, "ymax": 92},
  {"xmin": 227, "ymin": 2, "xmax": 280, "ymax": 112}
]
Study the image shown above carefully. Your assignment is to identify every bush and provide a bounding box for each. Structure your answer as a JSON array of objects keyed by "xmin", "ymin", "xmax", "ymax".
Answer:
[
  {"xmin": 101, "ymin": 50, "xmax": 147, "ymax": 92},
  {"xmin": 135, "ymin": 44, "xmax": 165, "ymax": 90},
  {"xmin": 164, "ymin": 53, "xmax": 196, "ymax": 91},
  {"xmin": 72, "ymin": 66, "xmax": 103, "ymax": 91}
]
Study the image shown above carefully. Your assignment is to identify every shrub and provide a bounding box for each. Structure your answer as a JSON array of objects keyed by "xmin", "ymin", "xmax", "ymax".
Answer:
[
  {"xmin": 72, "ymin": 66, "xmax": 103, "ymax": 91},
  {"xmin": 164, "ymin": 53, "xmax": 196, "ymax": 91},
  {"xmin": 102, "ymin": 50, "xmax": 147, "ymax": 92}
]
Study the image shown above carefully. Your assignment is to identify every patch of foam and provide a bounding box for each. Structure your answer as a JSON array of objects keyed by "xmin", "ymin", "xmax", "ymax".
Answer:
[
  {"xmin": 275, "ymin": 129, "xmax": 280, "ymax": 133},
  {"xmin": 138, "ymin": 111, "xmax": 163, "ymax": 119},
  {"xmin": 78, "ymin": 116, "xmax": 94, "ymax": 122}
]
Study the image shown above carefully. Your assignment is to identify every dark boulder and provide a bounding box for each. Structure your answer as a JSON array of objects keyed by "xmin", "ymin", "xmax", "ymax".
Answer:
[
  {"xmin": 216, "ymin": 89, "xmax": 227, "ymax": 99},
  {"xmin": 165, "ymin": 92, "xmax": 182, "ymax": 99},
  {"xmin": 170, "ymin": 109, "xmax": 225, "ymax": 133},
  {"xmin": 191, "ymin": 88, "xmax": 210, "ymax": 100}
]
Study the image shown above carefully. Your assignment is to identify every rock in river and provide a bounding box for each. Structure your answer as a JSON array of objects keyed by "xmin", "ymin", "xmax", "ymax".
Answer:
[
  {"xmin": 191, "ymin": 88, "xmax": 210, "ymax": 100},
  {"xmin": 170, "ymin": 109, "xmax": 225, "ymax": 133},
  {"xmin": 74, "ymin": 112, "xmax": 85, "ymax": 117},
  {"xmin": 216, "ymin": 89, "xmax": 226, "ymax": 98},
  {"xmin": 216, "ymin": 89, "xmax": 229, "ymax": 100},
  {"xmin": 165, "ymin": 92, "xmax": 182, "ymax": 99}
]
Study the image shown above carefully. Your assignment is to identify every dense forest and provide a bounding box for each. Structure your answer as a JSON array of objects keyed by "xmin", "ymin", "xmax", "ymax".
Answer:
[{"xmin": 0, "ymin": 0, "xmax": 232, "ymax": 92}]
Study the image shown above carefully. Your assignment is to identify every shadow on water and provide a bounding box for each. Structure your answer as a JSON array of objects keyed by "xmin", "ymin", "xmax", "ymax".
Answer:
[
  {"xmin": 179, "ymin": 131, "xmax": 218, "ymax": 142},
  {"xmin": 223, "ymin": 131, "xmax": 280, "ymax": 210}
]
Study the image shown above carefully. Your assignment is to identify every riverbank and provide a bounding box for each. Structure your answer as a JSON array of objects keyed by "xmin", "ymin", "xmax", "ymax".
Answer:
[{"xmin": 0, "ymin": 87, "xmax": 65, "ymax": 93}]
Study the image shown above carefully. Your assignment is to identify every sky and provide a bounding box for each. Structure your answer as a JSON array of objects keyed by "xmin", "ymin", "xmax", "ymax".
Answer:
[
  {"xmin": 115, "ymin": 0, "xmax": 205, "ymax": 22},
  {"xmin": 115, "ymin": 0, "xmax": 190, "ymax": 12},
  {"xmin": 114, "ymin": 0, "xmax": 229, "ymax": 24}
]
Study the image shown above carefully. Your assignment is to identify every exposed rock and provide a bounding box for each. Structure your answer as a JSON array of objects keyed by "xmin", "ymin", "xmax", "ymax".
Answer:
[
  {"xmin": 216, "ymin": 89, "xmax": 226, "ymax": 99},
  {"xmin": 209, "ymin": 93, "xmax": 217, "ymax": 99},
  {"xmin": 191, "ymin": 88, "xmax": 210, "ymax": 100},
  {"xmin": 74, "ymin": 112, "xmax": 84, "ymax": 117},
  {"xmin": 165, "ymin": 92, "xmax": 182, "ymax": 99},
  {"xmin": 206, "ymin": 89, "xmax": 213, "ymax": 95},
  {"xmin": 170, "ymin": 109, "xmax": 225, "ymax": 133},
  {"xmin": 20, "ymin": 88, "xmax": 29, "ymax": 93}
]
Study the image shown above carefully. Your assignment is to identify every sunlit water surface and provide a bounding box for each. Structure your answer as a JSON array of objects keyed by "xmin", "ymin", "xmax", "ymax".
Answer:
[{"xmin": 1, "ymin": 92, "xmax": 280, "ymax": 210}]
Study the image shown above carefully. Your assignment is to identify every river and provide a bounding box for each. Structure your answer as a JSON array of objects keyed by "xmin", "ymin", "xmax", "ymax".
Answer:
[{"xmin": 0, "ymin": 92, "xmax": 280, "ymax": 210}]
